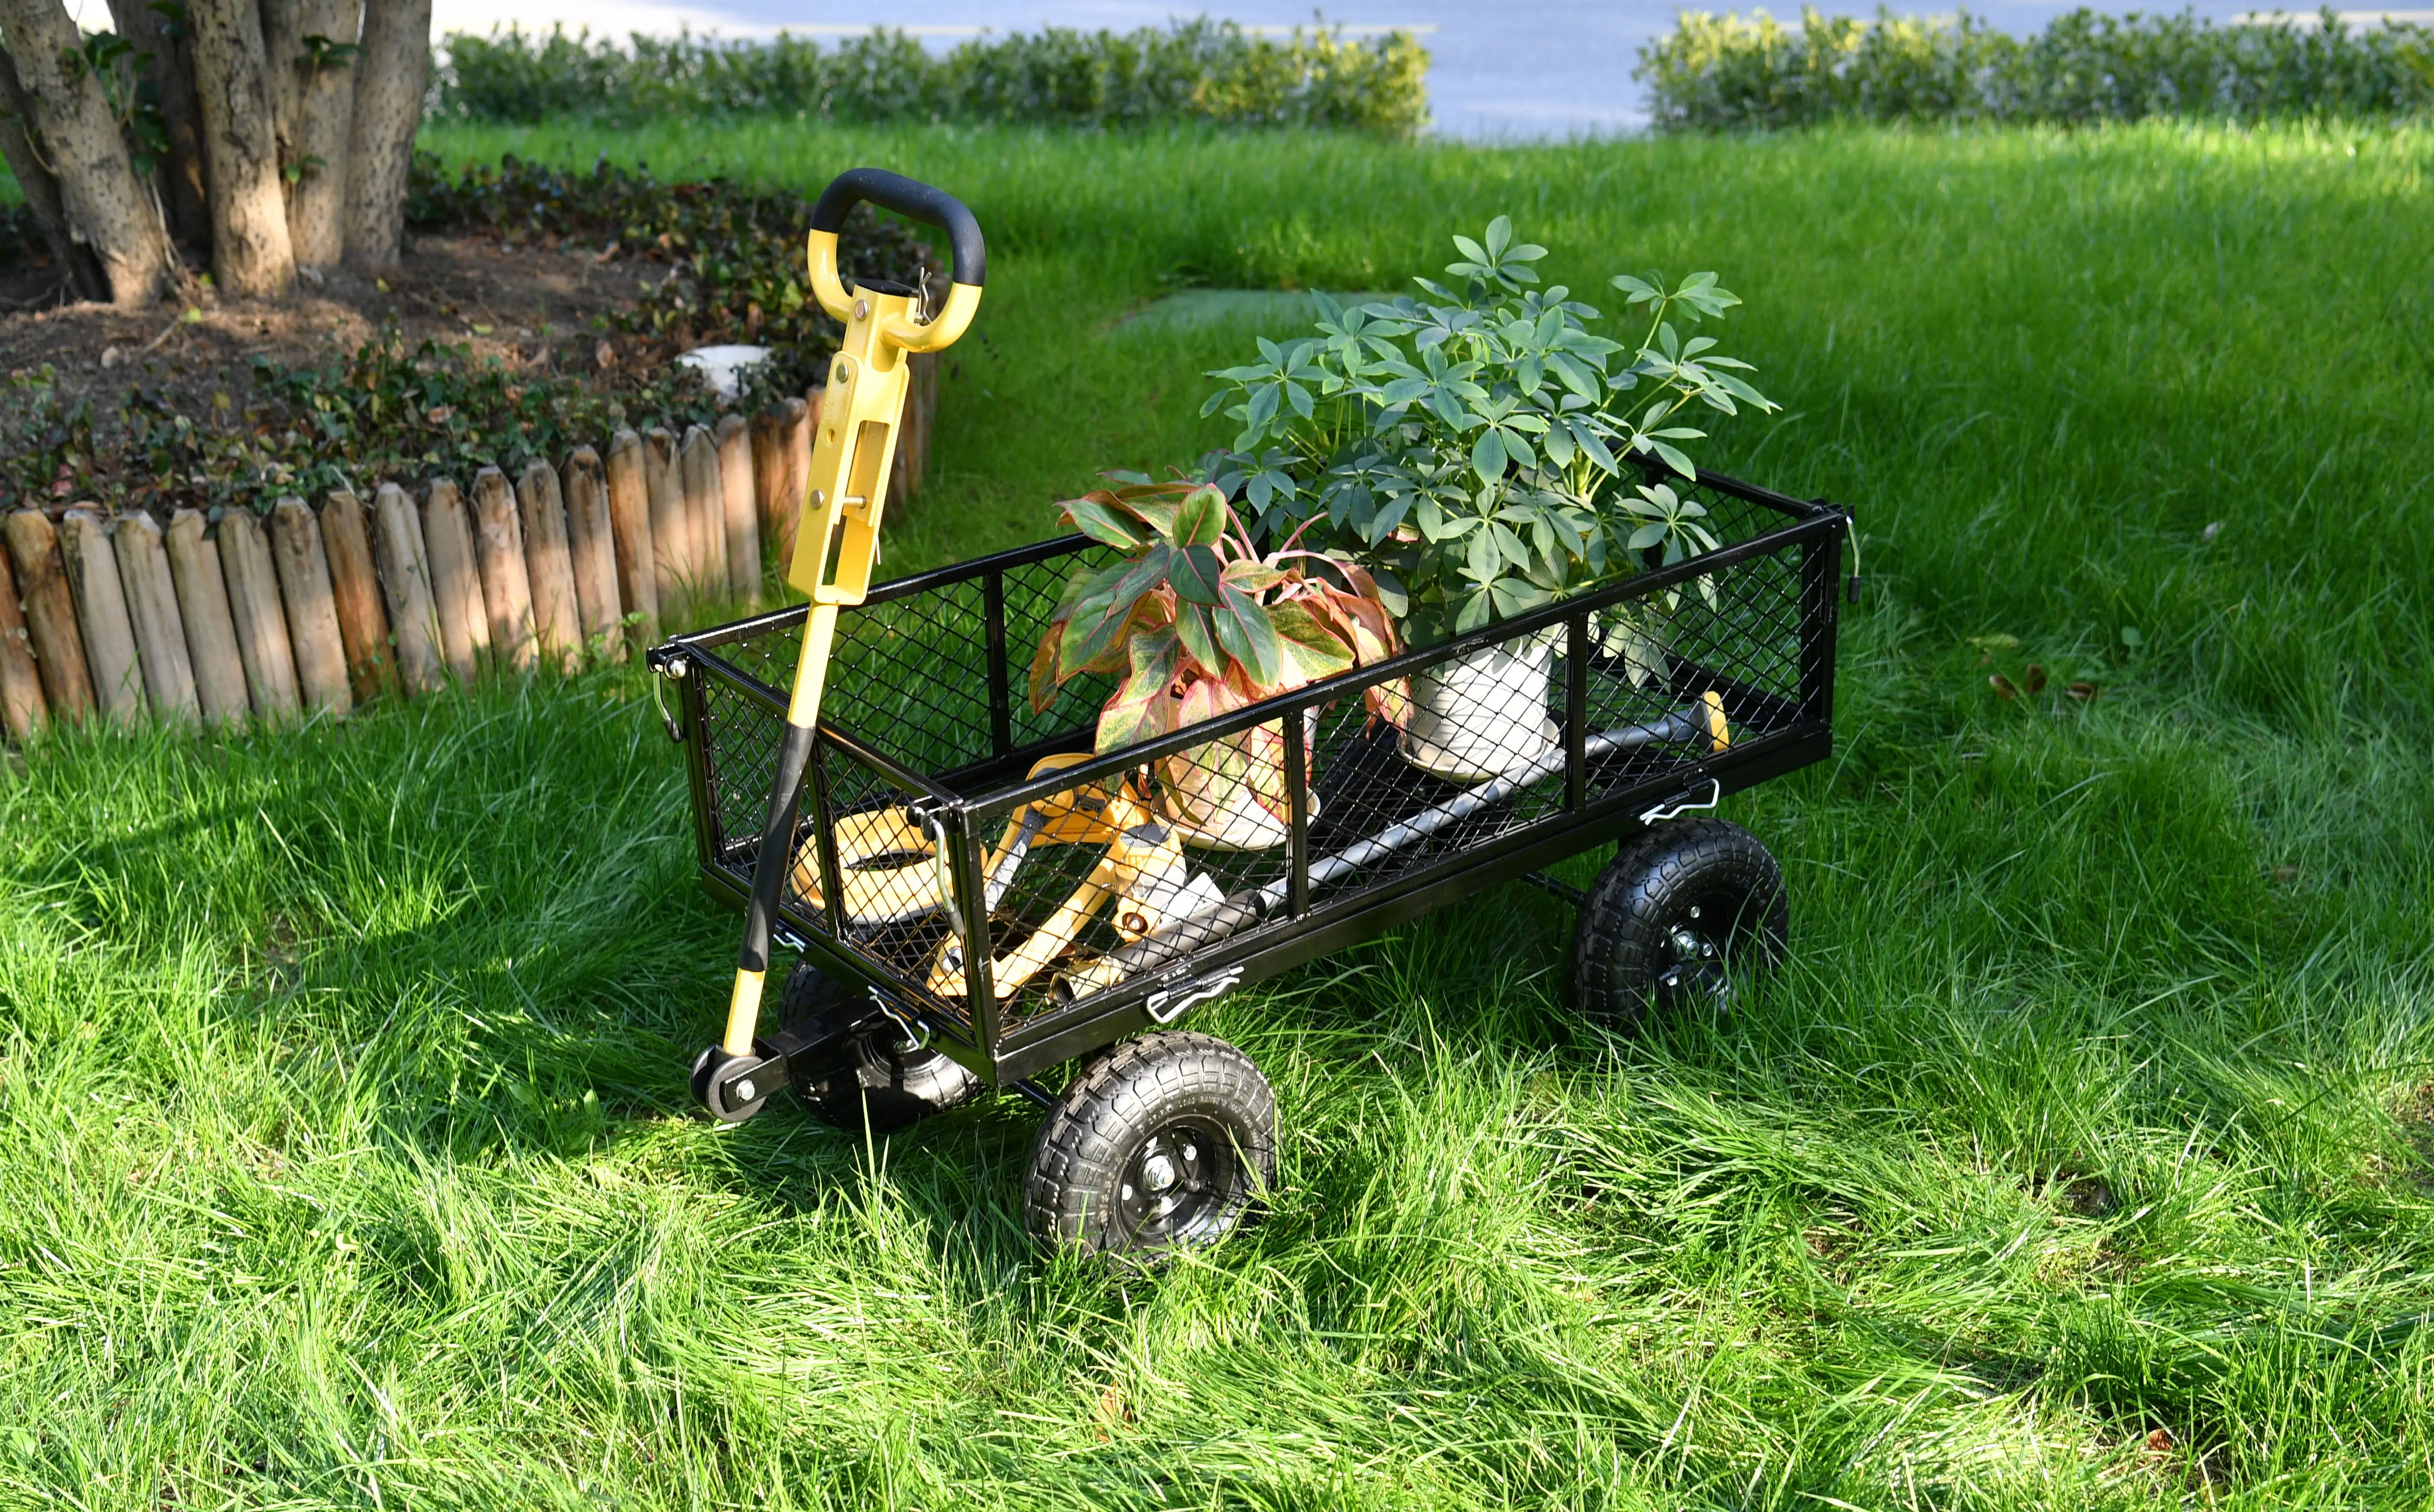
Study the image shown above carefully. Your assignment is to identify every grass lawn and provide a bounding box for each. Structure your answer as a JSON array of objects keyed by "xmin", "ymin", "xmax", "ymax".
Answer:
[{"xmin": 4, "ymin": 118, "xmax": 2432, "ymax": 1508}]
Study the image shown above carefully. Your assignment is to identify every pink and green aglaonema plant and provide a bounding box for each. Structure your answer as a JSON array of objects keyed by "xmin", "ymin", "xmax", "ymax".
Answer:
[{"xmin": 1030, "ymin": 477, "xmax": 1408, "ymax": 757}]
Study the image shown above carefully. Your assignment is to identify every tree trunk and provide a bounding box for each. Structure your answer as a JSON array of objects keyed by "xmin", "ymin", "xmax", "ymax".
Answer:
[
  {"xmin": 108, "ymin": 0, "xmax": 211, "ymax": 255},
  {"xmin": 186, "ymin": 0, "xmax": 296, "ymax": 298},
  {"xmin": 0, "ymin": 46, "xmax": 107, "ymax": 300},
  {"xmin": 0, "ymin": 0, "xmax": 171, "ymax": 306},
  {"xmin": 260, "ymin": 0, "xmax": 358, "ymax": 268},
  {"xmin": 342, "ymin": 0, "xmax": 427, "ymax": 268}
]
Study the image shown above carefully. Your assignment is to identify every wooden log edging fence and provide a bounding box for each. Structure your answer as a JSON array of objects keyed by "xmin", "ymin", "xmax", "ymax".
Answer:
[{"xmin": 0, "ymin": 361, "xmax": 937, "ymax": 742}]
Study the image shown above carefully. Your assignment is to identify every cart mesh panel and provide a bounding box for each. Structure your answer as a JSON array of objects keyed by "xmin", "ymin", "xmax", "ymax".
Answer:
[{"xmin": 670, "ymin": 467, "xmax": 1836, "ymax": 1050}]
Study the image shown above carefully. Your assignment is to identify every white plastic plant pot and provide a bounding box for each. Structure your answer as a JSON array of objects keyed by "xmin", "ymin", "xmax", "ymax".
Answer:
[
  {"xmin": 675, "ymin": 343, "xmax": 773, "ymax": 400},
  {"xmin": 1162, "ymin": 712, "xmax": 1321, "ymax": 852},
  {"xmin": 1399, "ymin": 632, "xmax": 1559, "ymax": 783}
]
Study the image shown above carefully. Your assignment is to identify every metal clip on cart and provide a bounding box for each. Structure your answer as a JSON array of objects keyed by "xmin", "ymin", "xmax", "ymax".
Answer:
[{"xmin": 649, "ymin": 169, "xmax": 1855, "ymax": 1259}]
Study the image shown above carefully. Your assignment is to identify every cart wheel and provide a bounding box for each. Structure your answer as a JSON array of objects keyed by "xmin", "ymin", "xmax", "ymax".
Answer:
[
  {"xmin": 782, "ymin": 963, "xmax": 982, "ymax": 1134},
  {"xmin": 1025, "ymin": 1031, "xmax": 1275, "ymax": 1257},
  {"xmin": 805, "ymin": 1028, "xmax": 983, "ymax": 1134},
  {"xmin": 1572, "ymin": 817, "xmax": 1788, "ymax": 1027}
]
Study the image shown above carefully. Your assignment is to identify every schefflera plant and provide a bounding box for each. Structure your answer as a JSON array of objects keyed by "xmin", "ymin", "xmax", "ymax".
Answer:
[
  {"xmin": 1031, "ymin": 478, "xmax": 1404, "ymax": 837},
  {"xmin": 1199, "ymin": 217, "xmax": 1777, "ymax": 644}
]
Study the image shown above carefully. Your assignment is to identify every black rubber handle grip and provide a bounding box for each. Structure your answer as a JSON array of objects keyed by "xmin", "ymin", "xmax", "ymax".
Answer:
[{"xmin": 809, "ymin": 168, "xmax": 985, "ymax": 288}]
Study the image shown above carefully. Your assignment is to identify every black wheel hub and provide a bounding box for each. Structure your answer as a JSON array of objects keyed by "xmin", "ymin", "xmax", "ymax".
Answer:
[
  {"xmin": 1653, "ymin": 896, "xmax": 1734, "ymax": 1009},
  {"xmin": 1115, "ymin": 1119, "xmax": 1234, "ymax": 1245}
]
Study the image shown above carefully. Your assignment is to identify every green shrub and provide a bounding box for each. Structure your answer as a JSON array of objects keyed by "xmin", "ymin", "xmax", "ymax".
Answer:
[
  {"xmin": 1638, "ymin": 6, "xmax": 2434, "ymax": 129},
  {"xmin": 436, "ymin": 19, "xmax": 1431, "ymax": 135}
]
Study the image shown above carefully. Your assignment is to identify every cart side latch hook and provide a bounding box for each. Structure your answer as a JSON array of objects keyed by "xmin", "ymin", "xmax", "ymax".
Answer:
[
  {"xmin": 1639, "ymin": 777, "xmax": 1722, "ymax": 826},
  {"xmin": 651, "ymin": 654, "xmax": 686, "ymax": 742},
  {"xmin": 1145, "ymin": 966, "xmax": 1244, "ymax": 1025}
]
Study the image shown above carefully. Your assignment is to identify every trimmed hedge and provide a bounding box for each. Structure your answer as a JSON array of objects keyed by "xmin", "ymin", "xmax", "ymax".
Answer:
[
  {"xmin": 1638, "ymin": 6, "xmax": 2434, "ymax": 130},
  {"xmin": 437, "ymin": 20, "xmax": 1431, "ymax": 134}
]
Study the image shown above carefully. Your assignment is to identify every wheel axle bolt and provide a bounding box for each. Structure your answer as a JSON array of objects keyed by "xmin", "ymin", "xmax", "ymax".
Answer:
[{"xmin": 734, "ymin": 1079, "xmax": 756, "ymax": 1102}]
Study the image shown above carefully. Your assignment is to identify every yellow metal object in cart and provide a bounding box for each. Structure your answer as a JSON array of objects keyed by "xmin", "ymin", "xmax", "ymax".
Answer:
[
  {"xmin": 713, "ymin": 169, "xmax": 987, "ymax": 1072},
  {"xmin": 925, "ymin": 754, "xmax": 1199, "ymax": 1005}
]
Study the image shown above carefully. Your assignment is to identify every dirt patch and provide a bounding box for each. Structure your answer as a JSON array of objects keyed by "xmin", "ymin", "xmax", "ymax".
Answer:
[{"xmin": 0, "ymin": 235, "xmax": 657, "ymax": 424}]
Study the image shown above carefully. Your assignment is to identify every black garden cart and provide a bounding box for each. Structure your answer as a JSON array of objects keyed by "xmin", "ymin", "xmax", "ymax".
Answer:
[{"xmin": 647, "ymin": 169, "xmax": 1853, "ymax": 1258}]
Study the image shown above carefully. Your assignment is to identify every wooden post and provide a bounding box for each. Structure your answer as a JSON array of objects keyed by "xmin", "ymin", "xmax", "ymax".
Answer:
[
  {"xmin": 716, "ymin": 412, "xmax": 759, "ymax": 603},
  {"xmin": 269, "ymin": 497, "xmax": 353, "ymax": 718},
  {"xmin": 749, "ymin": 408, "xmax": 787, "ymax": 578},
  {"xmin": 605, "ymin": 429, "xmax": 658, "ymax": 646},
  {"xmin": 470, "ymin": 466, "xmax": 536, "ymax": 672},
  {"xmin": 518, "ymin": 457, "xmax": 582, "ymax": 675},
  {"xmin": 370, "ymin": 481, "xmax": 442, "ymax": 696},
  {"xmin": 59, "ymin": 508, "xmax": 145, "ymax": 722},
  {"xmin": 781, "ymin": 394, "xmax": 813, "ymax": 577},
  {"xmin": 562, "ymin": 445, "xmax": 622, "ymax": 663},
  {"xmin": 678, "ymin": 424, "xmax": 724, "ymax": 612},
  {"xmin": 888, "ymin": 350, "xmax": 938, "ymax": 515},
  {"xmin": 112, "ymin": 511, "xmax": 200, "ymax": 726},
  {"xmin": 643, "ymin": 425, "xmax": 685, "ymax": 611},
  {"xmin": 421, "ymin": 477, "xmax": 488, "ymax": 682},
  {"xmin": 0, "ymin": 544, "xmax": 44, "ymax": 740},
  {"xmin": 163, "ymin": 509, "xmax": 250, "ymax": 726},
  {"xmin": 320, "ymin": 490, "xmax": 393, "ymax": 702},
  {"xmin": 3, "ymin": 509, "xmax": 94, "ymax": 721},
  {"xmin": 218, "ymin": 508, "xmax": 301, "ymax": 719}
]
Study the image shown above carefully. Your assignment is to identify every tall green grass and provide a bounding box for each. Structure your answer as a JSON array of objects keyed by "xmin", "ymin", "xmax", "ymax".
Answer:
[{"xmin": 3, "ymin": 118, "xmax": 2430, "ymax": 1507}]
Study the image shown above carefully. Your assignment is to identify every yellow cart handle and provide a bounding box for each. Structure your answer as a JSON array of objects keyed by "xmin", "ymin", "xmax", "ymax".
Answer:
[{"xmin": 710, "ymin": 170, "xmax": 988, "ymax": 1083}]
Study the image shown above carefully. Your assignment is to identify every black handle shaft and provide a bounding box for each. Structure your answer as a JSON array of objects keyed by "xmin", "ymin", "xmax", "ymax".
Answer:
[{"xmin": 809, "ymin": 168, "xmax": 986, "ymax": 288}]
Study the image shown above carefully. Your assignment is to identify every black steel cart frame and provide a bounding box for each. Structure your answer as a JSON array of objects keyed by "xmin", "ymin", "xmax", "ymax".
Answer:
[{"xmin": 655, "ymin": 465, "xmax": 1848, "ymax": 1087}]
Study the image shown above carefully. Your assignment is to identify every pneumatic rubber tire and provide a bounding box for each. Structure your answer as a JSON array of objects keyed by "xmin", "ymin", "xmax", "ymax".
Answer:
[
  {"xmin": 806, "ymin": 1031, "xmax": 983, "ymax": 1134},
  {"xmin": 781, "ymin": 962, "xmax": 983, "ymax": 1134},
  {"xmin": 1571, "ymin": 817, "xmax": 1789, "ymax": 1029},
  {"xmin": 1025, "ymin": 1032, "xmax": 1276, "ymax": 1257}
]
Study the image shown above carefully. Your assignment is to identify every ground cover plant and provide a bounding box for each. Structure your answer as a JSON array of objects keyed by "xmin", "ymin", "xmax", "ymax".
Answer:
[
  {"xmin": 0, "ymin": 156, "xmax": 932, "ymax": 515},
  {"xmin": 1640, "ymin": 6, "xmax": 2434, "ymax": 130},
  {"xmin": 2, "ymin": 115, "xmax": 2431, "ymax": 1507}
]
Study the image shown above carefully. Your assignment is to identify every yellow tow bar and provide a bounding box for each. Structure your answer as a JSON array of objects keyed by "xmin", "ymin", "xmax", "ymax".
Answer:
[{"xmin": 718, "ymin": 169, "xmax": 986, "ymax": 1067}]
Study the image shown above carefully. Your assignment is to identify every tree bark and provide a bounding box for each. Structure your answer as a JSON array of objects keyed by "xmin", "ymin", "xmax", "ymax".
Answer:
[
  {"xmin": 0, "ymin": 0, "xmax": 171, "ymax": 306},
  {"xmin": 0, "ymin": 46, "xmax": 107, "ymax": 299},
  {"xmin": 678, "ymin": 422, "xmax": 723, "ymax": 607},
  {"xmin": 369, "ymin": 481, "xmax": 441, "ymax": 695},
  {"xmin": 605, "ymin": 428, "xmax": 658, "ymax": 646},
  {"xmin": 108, "ymin": 0, "xmax": 211, "ymax": 255},
  {"xmin": 717, "ymin": 412, "xmax": 759, "ymax": 603},
  {"xmin": 0, "ymin": 541, "xmax": 45, "ymax": 740},
  {"xmin": 318, "ymin": 488, "xmax": 390, "ymax": 700},
  {"xmin": 561, "ymin": 446, "xmax": 622, "ymax": 664},
  {"xmin": 341, "ymin": 0, "xmax": 426, "ymax": 268},
  {"xmin": 113, "ymin": 510, "xmax": 200, "ymax": 725},
  {"xmin": 218, "ymin": 508, "xmax": 300, "ymax": 719},
  {"xmin": 268, "ymin": 496, "xmax": 350, "ymax": 717},
  {"xmin": 260, "ymin": 0, "xmax": 358, "ymax": 268},
  {"xmin": 421, "ymin": 477, "xmax": 486, "ymax": 682},
  {"xmin": 469, "ymin": 466, "xmax": 534, "ymax": 672},
  {"xmin": 517, "ymin": 457, "xmax": 581, "ymax": 675},
  {"xmin": 59, "ymin": 508, "xmax": 145, "ymax": 721},
  {"xmin": 163, "ymin": 509, "xmax": 251, "ymax": 726},
  {"xmin": 186, "ymin": 0, "xmax": 296, "ymax": 297},
  {"xmin": 3, "ymin": 509, "xmax": 93, "ymax": 719}
]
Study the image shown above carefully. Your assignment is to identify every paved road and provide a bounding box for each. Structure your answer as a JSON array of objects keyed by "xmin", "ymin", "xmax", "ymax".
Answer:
[{"xmin": 436, "ymin": 0, "xmax": 2293, "ymax": 139}]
